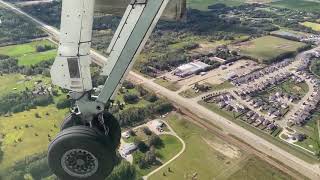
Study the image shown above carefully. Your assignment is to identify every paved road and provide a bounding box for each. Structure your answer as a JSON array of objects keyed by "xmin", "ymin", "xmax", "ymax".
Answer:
[{"xmin": 1, "ymin": 1, "xmax": 320, "ymax": 179}]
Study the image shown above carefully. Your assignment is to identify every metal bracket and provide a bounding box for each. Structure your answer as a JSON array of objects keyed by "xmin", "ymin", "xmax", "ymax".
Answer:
[{"xmin": 130, "ymin": 0, "xmax": 147, "ymax": 5}]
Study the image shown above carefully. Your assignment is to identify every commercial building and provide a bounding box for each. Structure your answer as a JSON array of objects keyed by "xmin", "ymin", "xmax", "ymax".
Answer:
[{"xmin": 174, "ymin": 61, "xmax": 209, "ymax": 77}]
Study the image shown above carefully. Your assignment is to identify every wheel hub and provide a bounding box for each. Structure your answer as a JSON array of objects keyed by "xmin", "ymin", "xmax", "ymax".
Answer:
[{"xmin": 61, "ymin": 149, "xmax": 99, "ymax": 178}]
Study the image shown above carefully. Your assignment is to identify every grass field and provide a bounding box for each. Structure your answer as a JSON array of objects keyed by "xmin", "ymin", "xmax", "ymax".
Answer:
[
  {"xmin": 0, "ymin": 74, "xmax": 51, "ymax": 97},
  {"xmin": 0, "ymin": 105, "xmax": 68, "ymax": 171},
  {"xmin": 227, "ymin": 156, "xmax": 293, "ymax": 180},
  {"xmin": 149, "ymin": 113, "xmax": 293, "ymax": 180},
  {"xmin": 300, "ymin": 22, "xmax": 320, "ymax": 32},
  {"xmin": 270, "ymin": 0, "xmax": 320, "ymax": 12},
  {"xmin": 188, "ymin": 0, "xmax": 245, "ymax": 10},
  {"xmin": 230, "ymin": 36, "xmax": 306, "ymax": 64},
  {"xmin": 0, "ymin": 39, "xmax": 57, "ymax": 66},
  {"xmin": 156, "ymin": 135, "xmax": 182, "ymax": 162}
]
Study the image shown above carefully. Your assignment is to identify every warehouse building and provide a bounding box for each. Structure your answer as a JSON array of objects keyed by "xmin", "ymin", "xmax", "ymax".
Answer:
[{"xmin": 174, "ymin": 61, "xmax": 209, "ymax": 77}]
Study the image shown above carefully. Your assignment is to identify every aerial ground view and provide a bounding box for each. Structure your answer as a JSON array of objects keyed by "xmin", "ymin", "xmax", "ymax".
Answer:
[{"xmin": 0, "ymin": 0, "xmax": 320, "ymax": 179}]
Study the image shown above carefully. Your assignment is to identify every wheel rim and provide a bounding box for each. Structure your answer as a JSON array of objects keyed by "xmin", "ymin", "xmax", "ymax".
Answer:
[{"xmin": 61, "ymin": 149, "xmax": 99, "ymax": 178}]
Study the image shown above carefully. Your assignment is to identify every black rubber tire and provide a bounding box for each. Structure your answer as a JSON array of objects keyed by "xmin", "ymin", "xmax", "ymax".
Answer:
[
  {"xmin": 60, "ymin": 114, "xmax": 82, "ymax": 131},
  {"xmin": 48, "ymin": 126, "xmax": 116, "ymax": 180},
  {"xmin": 92, "ymin": 112, "xmax": 121, "ymax": 150}
]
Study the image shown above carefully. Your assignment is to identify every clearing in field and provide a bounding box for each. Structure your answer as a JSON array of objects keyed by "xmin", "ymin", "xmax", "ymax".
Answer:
[
  {"xmin": 230, "ymin": 36, "xmax": 306, "ymax": 64},
  {"xmin": 0, "ymin": 74, "xmax": 51, "ymax": 97},
  {"xmin": 269, "ymin": 0, "xmax": 320, "ymax": 12},
  {"xmin": 149, "ymin": 113, "xmax": 293, "ymax": 180},
  {"xmin": 0, "ymin": 105, "xmax": 68, "ymax": 171},
  {"xmin": 0, "ymin": 39, "xmax": 57, "ymax": 66},
  {"xmin": 300, "ymin": 21, "xmax": 320, "ymax": 32},
  {"xmin": 187, "ymin": 0, "xmax": 245, "ymax": 10}
]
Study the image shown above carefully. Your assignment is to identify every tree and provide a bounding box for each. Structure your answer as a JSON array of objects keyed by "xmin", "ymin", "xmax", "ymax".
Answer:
[
  {"xmin": 123, "ymin": 94, "xmax": 139, "ymax": 104},
  {"xmin": 145, "ymin": 147, "xmax": 156, "ymax": 165},
  {"xmin": 134, "ymin": 139, "xmax": 149, "ymax": 153},
  {"xmin": 143, "ymin": 127, "xmax": 152, "ymax": 136},
  {"xmin": 133, "ymin": 151, "xmax": 147, "ymax": 169},
  {"xmin": 144, "ymin": 93, "xmax": 158, "ymax": 102},
  {"xmin": 148, "ymin": 134, "xmax": 163, "ymax": 148},
  {"xmin": 106, "ymin": 161, "xmax": 136, "ymax": 180},
  {"xmin": 122, "ymin": 80, "xmax": 135, "ymax": 89}
]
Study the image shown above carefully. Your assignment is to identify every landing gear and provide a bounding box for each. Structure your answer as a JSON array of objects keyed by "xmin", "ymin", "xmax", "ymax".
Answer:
[{"xmin": 48, "ymin": 112, "xmax": 121, "ymax": 180}]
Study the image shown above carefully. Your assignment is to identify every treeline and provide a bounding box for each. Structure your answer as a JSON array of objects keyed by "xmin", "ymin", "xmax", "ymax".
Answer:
[
  {"xmin": 114, "ymin": 100, "xmax": 173, "ymax": 127},
  {"xmin": 1, "ymin": 152, "xmax": 52, "ymax": 180},
  {"xmin": 0, "ymin": 8, "xmax": 46, "ymax": 46},
  {"xmin": 0, "ymin": 56, "xmax": 54, "ymax": 77},
  {"xmin": 262, "ymin": 44, "xmax": 313, "ymax": 64},
  {"xmin": 0, "ymin": 90, "xmax": 54, "ymax": 115}
]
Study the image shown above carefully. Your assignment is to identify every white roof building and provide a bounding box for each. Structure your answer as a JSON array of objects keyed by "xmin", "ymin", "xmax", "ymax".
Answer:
[
  {"xmin": 175, "ymin": 61, "xmax": 209, "ymax": 77},
  {"xmin": 120, "ymin": 143, "xmax": 137, "ymax": 156}
]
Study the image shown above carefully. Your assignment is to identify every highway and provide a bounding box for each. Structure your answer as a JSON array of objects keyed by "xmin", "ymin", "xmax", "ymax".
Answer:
[{"xmin": 1, "ymin": 1, "xmax": 320, "ymax": 179}]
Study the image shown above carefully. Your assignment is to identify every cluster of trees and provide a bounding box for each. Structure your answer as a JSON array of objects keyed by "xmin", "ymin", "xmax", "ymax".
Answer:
[
  {"xmin": 36, "ymin": 45, "xmax": 55, "ymax": 52},
  {"xmin": 0, "ymin": 56, "xmax": 54, "ymax": 77},
  {"xmin": 0, "ymin": 8, "xmax": 46, "ymax": 46},
  {"xmin": 106, "ymin": 161, "xmax": 136, "ymax": 180},
  {"xmin": 114, "ymin": 99, "xmax": 173, "ymax": 127},
  {"xmin": 0, "ymin": 90, "xmax": 54, "ymax": 115},
  {"xmin": 133, "ymin": 134, "xmax": 163, "ymax": 169},
  {"xmin": 1, "ymin": 152, "xmax": 52, "ymax": 180}
]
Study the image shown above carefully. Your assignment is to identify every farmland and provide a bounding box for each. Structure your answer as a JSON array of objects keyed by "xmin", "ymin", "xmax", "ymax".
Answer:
[
  {"xmin": 0, "ymin": 105, "xmax": 68, "ymax": 171},
  {"xmin": 230, "ymin": 36, "xmax": 307, "ymax": 64},
  {"xmin": 269, "ymin": 0, "xmax": 320, "ymax": 12},
  {"xmin": 0, "ymin": 74, "xmax": 51, "ymax": 97},
  {"xmin": 188, "ymin": 0, "xmax": 245, "ymax": 10},
  {"xmin": 0, "ymin": 39, "xmax": 57, "ymax": 66},
  {"xmin": 300, "ymin": 22, "xmax": 320, "ymax": 32},
  {"xmin": 149, "ymin": 113, "xmax": 293, "ymax": 180}
]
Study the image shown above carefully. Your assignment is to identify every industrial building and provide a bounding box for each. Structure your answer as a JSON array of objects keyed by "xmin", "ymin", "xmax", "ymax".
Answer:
[{"xmin": 174, "ymin": 61, "xmax": 210, "ymax": 77}]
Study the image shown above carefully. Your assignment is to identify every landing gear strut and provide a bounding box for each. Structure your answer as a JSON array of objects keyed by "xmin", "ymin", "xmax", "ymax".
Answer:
[{"xmin": 48, "ymin": 112, "xmax": 121, "ymax": 180}]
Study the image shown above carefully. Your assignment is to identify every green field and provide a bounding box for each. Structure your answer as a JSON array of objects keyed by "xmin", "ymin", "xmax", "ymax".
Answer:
[
  {"xmin": 270, "ymin": 0, "xmax": 320, "ymax": 12},
  {"xmin": 149, "ymin": 113, "xmax": 293, "ymax": 180},
  {"xmin": 230, "ymin": 36, "xmax": 306, "ymax": 64},
  {"xmin": 301, "ymin": 21, "xmax": 320, "ymax": 32},
  {"xmin": 188, "ymin": 0, "xmax": 245, "ymax": 10},
  {"xmin": 156, "ymin": 135, "xmax": 182, "ymax": 162},
  {"xmin": 0, "ymin": 105, "xmax": 68, "ymax": 171},
  {"xmin": 0, "ymin": 74, "xmax": 51, "ymax": 97},
  {"xmin": 227, "ymin": 157, "xmax": 294, "ymax": 180},
  {"xmin": 0, "ymin": 39, "xmax": 57, "ymax": 66}
]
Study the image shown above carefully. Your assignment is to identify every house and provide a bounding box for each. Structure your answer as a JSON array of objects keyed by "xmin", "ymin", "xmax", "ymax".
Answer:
[
  {"xmin": 267, "ymin": 123, "xmax": 276, "ymax": 130},
  {"xmin": 120, "ymin": 143, "xmax": 138, "ymax": 156}
]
